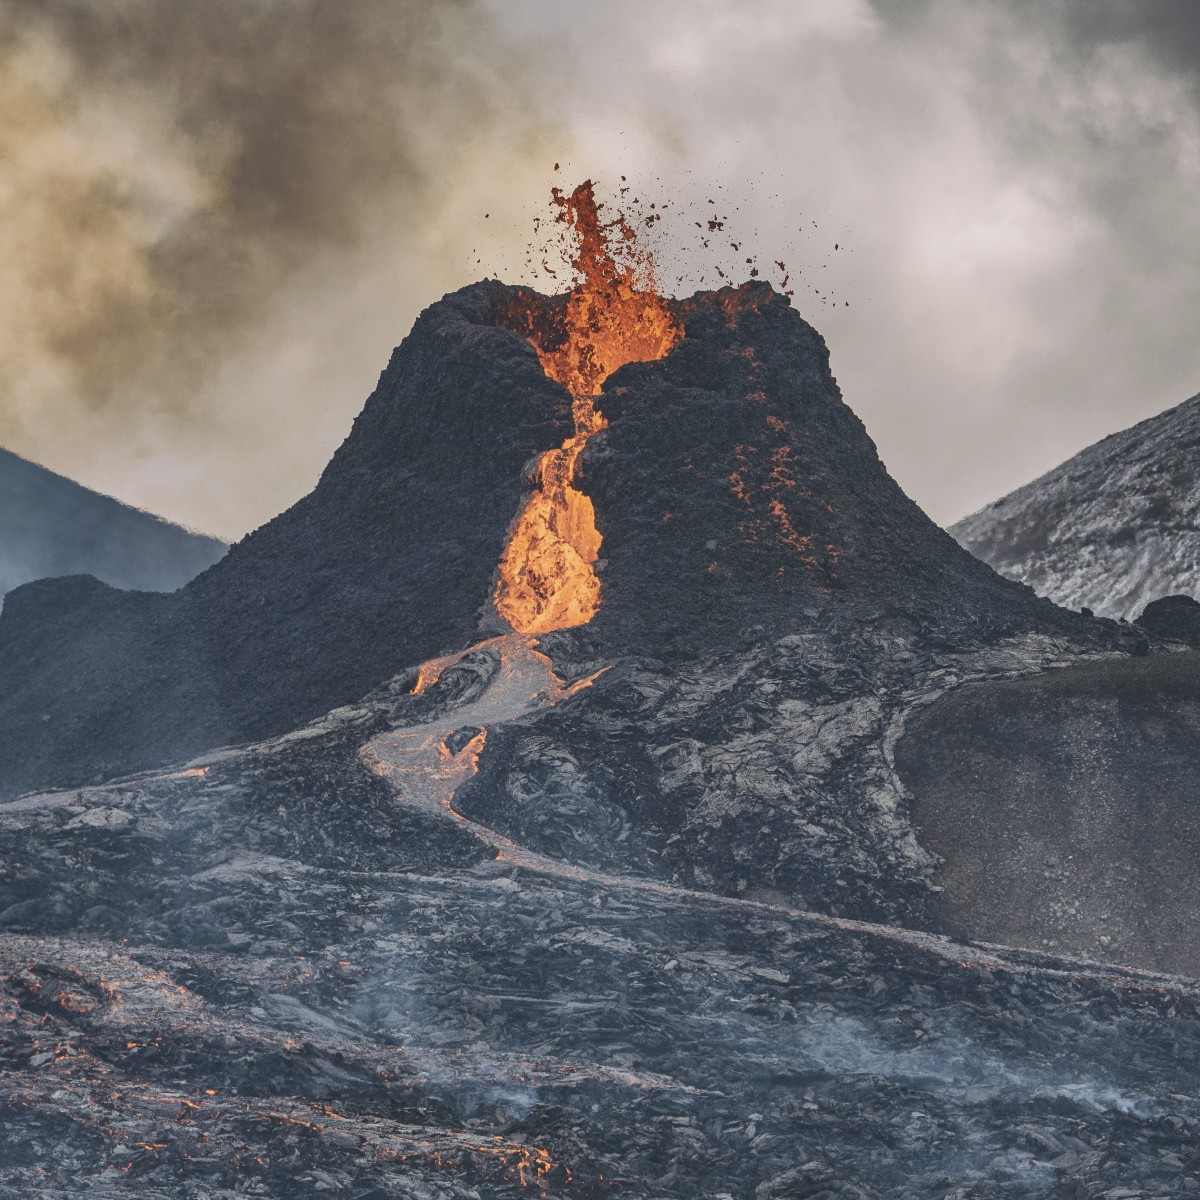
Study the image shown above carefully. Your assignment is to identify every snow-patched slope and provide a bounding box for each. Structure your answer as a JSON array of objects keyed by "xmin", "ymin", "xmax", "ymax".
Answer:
[{"xmin": 951, "ymin": 393, "xmax": 1200, "ymax": 619}]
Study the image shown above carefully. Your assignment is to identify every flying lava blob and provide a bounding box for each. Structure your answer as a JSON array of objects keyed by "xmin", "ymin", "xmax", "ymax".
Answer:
[{"xmin": 493, "ymin": 181, "xmax": 681, "ymax": 634}]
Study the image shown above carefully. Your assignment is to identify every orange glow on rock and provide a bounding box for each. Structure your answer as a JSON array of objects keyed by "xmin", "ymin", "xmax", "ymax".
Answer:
[{"xmin": 495, "ymin": 181, "xmax": 681, "ymax": 634}]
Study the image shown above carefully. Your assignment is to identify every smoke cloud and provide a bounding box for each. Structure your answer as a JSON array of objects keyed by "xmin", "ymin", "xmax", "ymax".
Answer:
[
  {"xmin": 492, "ymin": 0, "xmax": 1200, "ymax": 527},
  {"xmin": 4, "ymin": 1, "xmax": 1198, "ymax": 536},
  {"xmin": 0, "ymin": 0, "xmax": 563, "ymax": 536}
]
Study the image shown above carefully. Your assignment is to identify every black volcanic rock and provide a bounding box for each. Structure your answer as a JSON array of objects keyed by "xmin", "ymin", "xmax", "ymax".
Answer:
[
  {"xmin": 0, "ymin": 283, "xmax": 569, "ymax": 796},
  {"xmin": 0, "ymin": 445, "xmax": 226, "ymax": 598},
  {"xmin": 572, "ymin": 284, "xmax": 1086, "ymax": 660},
  {"xmin": 1137, "ymin": 593, "xmax": 1200, "ymax": 647},
  {"xmin": 2, "ymin": 639, "xmax": 1200, "ymax": 1198},
  {"xmin": 0, "ymin": 281, "xmax": 1094, "ymax": 799}
]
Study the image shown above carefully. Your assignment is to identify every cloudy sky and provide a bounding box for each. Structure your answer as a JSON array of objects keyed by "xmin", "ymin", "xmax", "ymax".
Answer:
[{"xmin": 2, "ymin": 0, "xmax": 1197, "ymax": 539}]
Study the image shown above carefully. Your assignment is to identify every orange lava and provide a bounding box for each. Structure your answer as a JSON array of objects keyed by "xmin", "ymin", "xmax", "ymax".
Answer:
[
  {"xmin": 494, "ymin": 180, "xmax": 681, "ymax": 635},
  {"xmin": 531, "ymin": 181, "xmax": 682, "ymax": 398}
]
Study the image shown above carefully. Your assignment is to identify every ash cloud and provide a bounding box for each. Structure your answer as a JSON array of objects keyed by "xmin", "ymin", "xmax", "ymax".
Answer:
[
  {"xmin": 509, "ymin": 0, "xmax": 1200, "ymax": 527},
  {"xmin": 962, "ymin": 1, "xmax": 1200, "ymax": 89},
  {"xmin": 6, "ymin": 0, "xmax": 1198, "ymax": 537},
  {"xmin": 872, "ymin": 0, "xmax": 1200, "ymax": 84},
  {"xmin": 0, "ymin": 0, "xmax": 558, "ymax": 533}
]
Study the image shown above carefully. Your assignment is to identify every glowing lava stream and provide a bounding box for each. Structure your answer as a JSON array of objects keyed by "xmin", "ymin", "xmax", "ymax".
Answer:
[
  {"xmin": 361, "ymin": 640, "xmax": 995, "ymax": 945},
  {"xmin": 492, "ymin": 180, "xmax": 681, "ymax": 635},
  {"xmin": 360, "ymin": 634, "xmax": 604, "ymax": 866},
  {"xmin": 492, "ymin": 396, "xmax": 606, "ymax": 635}
]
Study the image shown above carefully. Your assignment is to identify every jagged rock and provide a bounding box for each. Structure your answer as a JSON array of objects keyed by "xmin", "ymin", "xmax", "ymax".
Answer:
[
  {"xmin": 1137, "ymin": 594, "xmax": 1200, "ymax": 647},
  {"xmin": 951, "ymin": 391, "xmax": 1200, "ymax": 619},
  {"xmin": 0, "ymin": 652, "xmax": 1198, "ymax": 1198}
]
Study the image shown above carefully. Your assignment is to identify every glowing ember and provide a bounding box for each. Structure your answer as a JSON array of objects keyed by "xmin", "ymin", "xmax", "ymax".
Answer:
[
  {"xmin": 530, "ymin": 181, "xmax": 682, "ymax": 398},
  {"xmin": 494, "ymin": 180, "xmax": 682, "ymax": 635}
]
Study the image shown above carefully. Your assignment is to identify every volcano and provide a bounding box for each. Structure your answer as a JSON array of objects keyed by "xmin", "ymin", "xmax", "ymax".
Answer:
[
  {"xmin": 0, "ymin": 184, "xmax": 1089, "ymax": 799},
  {"xmin": 3, "ymin": 183, "xmax": 1200, "ymax": 1197}
]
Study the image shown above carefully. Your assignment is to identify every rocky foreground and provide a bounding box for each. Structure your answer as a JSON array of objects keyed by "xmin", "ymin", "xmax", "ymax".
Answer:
[{"xmin": 3, "ymin": 628, "xmax": 1200, "ymax": 1198}]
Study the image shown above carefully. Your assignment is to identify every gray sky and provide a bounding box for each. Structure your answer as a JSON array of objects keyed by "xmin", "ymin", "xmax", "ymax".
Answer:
[{"xmin": 2, "ymin": 0, "xmax": 1197, "ymax": 538}]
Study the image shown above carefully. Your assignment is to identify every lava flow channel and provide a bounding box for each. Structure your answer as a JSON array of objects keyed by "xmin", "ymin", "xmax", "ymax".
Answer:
[
  {"xmin": 493, "ymin": 180, "xmax": 681, "ymax": 635},
  {"xmin": 362, "ymin": 636, "xmax": 1200, "ymax": 1001}
]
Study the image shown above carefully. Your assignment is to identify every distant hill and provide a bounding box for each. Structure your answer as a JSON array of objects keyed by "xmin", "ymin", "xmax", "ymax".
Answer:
[
  {"xmin": 950, "ymin": 392, "xmax": 1200, "ymax": 619},
  {"xmin": 0, "ymin": 446, "xmax": 227, "ymax": 601}
]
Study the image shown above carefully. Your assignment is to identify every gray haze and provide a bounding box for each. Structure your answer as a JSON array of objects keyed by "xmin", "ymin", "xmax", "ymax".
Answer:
[
  {"xmin": 0, "ymin": 446, "xmax": 226, "ymax": 599},
  {"xmin": 0, "ymin": 0, "xmax": 563, "ymax": 537},
  {"xmin": 1, "ymin": 0, "xmax": 1197, "ymax": 536}
]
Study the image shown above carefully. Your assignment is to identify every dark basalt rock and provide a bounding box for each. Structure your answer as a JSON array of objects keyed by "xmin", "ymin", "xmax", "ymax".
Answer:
[
  {"xmin": 2, "ymin": 654, "xmax": 1199, "ymax": 1199},
  {"xmin": 0, "ymin": 282, "xmax": 570, "ymax": 797},
  {"xmin": 0, "ymin": 280, "xmax": 1097, "ymax": 799},
  {"xmin": 571, "ymin": 283, "xmax": 1091, "ymax": 661},
  {"xmin": 896, "ymin": 651, "xmax": 1200, "ymax": 976},
  {"xmin": 1137, "ymin": 593, "xmax": 1200, "ymax": 647}
]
